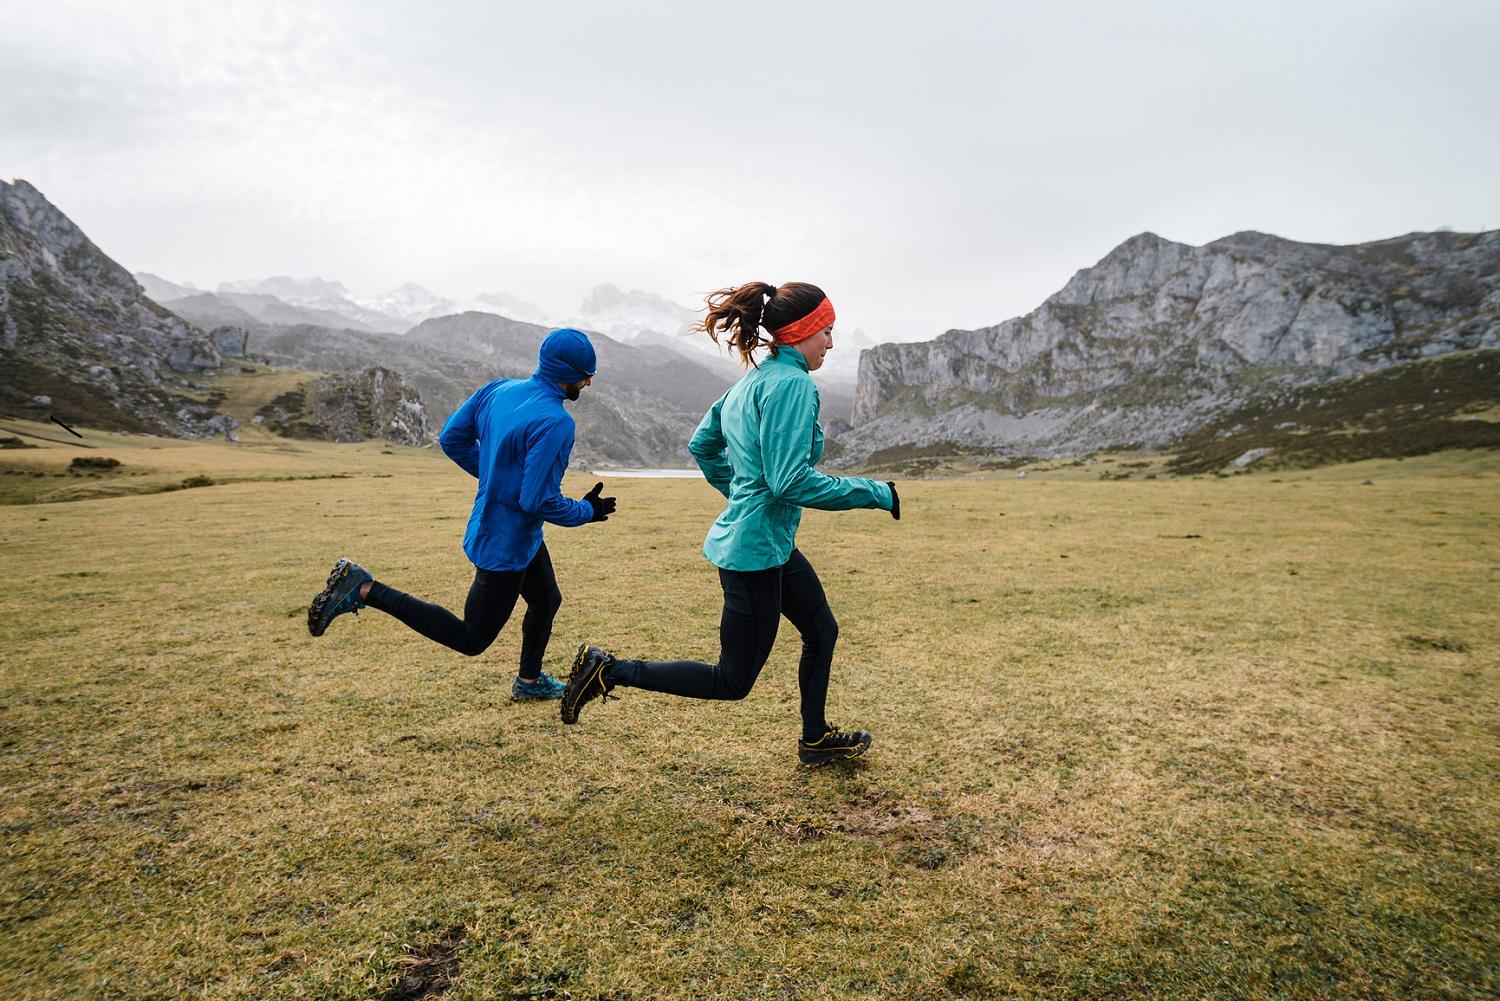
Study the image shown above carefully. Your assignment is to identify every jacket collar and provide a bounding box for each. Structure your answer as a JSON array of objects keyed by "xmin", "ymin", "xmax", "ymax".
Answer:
[
  {"xmin": 768, "ymin": 346, "xmax": 810, "ymax": 373},
  {"xmin": 527, "ymin": 374, "xmax": 566, "ymax": 399}
]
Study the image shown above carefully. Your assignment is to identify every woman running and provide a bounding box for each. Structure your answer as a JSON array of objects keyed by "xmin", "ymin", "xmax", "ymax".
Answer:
[{"xmin": 560, "ymin": 282, "xmax": 900, "ymax": 764}]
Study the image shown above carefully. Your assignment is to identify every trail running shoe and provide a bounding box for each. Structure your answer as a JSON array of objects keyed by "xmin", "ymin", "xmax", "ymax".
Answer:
[
  {"xmin": 511, "ymin": 672, "xmax": 566, "ymax": 701},
  {"xmin": 798, "ymin": 725, "xmax": 873, "ymax": 765},
  {"xmin": 561, "ymin": 644, "xmax": 616, "ymax": 724},
  {"xmin": 307, "ymin": 557, "xmax": 372, "ymax": 637}
]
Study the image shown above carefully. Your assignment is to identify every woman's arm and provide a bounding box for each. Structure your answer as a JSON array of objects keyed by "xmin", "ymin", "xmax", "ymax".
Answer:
[
  {"xmin": 689, "ymin": 393, "xmax": 734, "ymax": 498},
  {"xmin": 759, "ymin": 380, "xmax": 893, "ymax": 512}
]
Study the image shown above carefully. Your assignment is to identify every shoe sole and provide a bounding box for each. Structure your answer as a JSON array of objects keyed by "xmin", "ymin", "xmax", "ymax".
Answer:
[
  {"xmin": 511, "ymin": 687, "xmax": 564, "ymax": 703},
  {"xmin": 308, "ymin": 557, "xmax": 359, "ymax": 637},
  {"xmin": 798, "ymin": 733, "xmax": 873, "ymax": 766},
  {"xmin": 561, "ymin": 643, "xmax": 608, "ymax": 724}
]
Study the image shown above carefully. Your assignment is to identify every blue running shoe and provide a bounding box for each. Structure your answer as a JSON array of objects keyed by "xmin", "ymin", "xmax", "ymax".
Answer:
[
  {"xmin": 308, "ymin": 557, "xmax": 372, "ymax": 637},
  {"xmin": 511, "ymin": 672, "xmax": 566, "ymax": 701}
]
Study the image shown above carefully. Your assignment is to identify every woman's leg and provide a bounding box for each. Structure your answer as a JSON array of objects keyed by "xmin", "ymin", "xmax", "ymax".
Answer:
[
  {"xmin": 365, "ymin": 567, "xmax": 523, "ymax": 656},
  {"xmin": 776, "ymin": 550, "xmax": 839, "ymax": 740},
  {"xmin": 517, "ymin": 543, "xmax": 563, "ymax": 680},
  {"xmin": 607, "ymin": 564, "xmax": 783, "ymax": 700}
]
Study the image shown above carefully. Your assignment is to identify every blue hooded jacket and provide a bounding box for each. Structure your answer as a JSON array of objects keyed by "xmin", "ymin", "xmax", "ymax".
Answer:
[{"xmin": 438, "ymin": 328, "xmax": 598, "ymax": 571}]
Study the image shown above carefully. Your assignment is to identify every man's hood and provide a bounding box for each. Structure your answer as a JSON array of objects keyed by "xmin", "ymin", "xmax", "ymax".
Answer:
[{"xmin": 534, "ymin": 327, "xmax": 597, "ymax": 385}]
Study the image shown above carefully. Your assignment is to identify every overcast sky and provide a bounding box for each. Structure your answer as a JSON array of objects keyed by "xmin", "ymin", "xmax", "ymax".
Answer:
[{"xmin": 5, "ymin": 0, "xmax": 1497, "ymax": 342}]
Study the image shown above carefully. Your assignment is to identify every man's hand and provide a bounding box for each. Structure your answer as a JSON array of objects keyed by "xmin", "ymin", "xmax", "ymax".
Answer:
[
  {"xmin": 584, "ymin": 481, "xmax": 617, "ymax": 522},
  {"xmin": 887, "ymin": 481, "xmax": 901, "ymax": 521}
]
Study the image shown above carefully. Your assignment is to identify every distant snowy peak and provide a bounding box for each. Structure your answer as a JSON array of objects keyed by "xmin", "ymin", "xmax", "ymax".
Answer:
[
  {"xmin": 219, "ymin": 275, "xmax": 351, "ymax": 305},
  {"xmin": 573, "ymin": 283, "xmax": 700, "ymax": 340},
  {"xmin": 361, "ymin": 282, "xmax": 458, "ymax": 324},
  {"xmin": 217, "ymin": 275, "xmax": 406, "ymax": 332},
  {"xmin": 466, "ymin": 291, "xmax": 552, "ymax": 326},
  {"xmin": 134, "ymin": 272, "xmax": 201, "ymax": 303}
]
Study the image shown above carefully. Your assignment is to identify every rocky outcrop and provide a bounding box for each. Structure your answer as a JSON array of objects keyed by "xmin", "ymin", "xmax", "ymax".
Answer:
[
  {"xmin": 305, "ymin": 367, "xmax": 429, "ymax": 446},
  {"xmin": 210, "ymin": 325, "xmax": 251, "ymax": 359},
  {"xmin": 256, "ymin": 367, "xmax": 429, "ymax": 446},
  {"xmin": 0, "ymin": 179, "xmax": 229, "ymax": 436},
  {"xmin": 843, "ymin": 229, "xmax": 1500, "ymax": 462}
]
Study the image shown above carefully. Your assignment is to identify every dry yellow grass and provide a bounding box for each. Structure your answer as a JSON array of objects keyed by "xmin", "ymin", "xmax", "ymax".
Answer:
[{"xmin": 1, "ymin": 433, "xmax": 1497, "ymax": 999}]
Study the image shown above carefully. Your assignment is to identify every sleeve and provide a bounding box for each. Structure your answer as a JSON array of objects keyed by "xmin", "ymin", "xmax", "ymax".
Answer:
[
  {"xmin": 518, "ymin": 416, "xmax": 594, "ymax": 527},
  {"xmin": 688, "ymin": 393, "xmax": 734, "ymax": 498},
  {"xmin": 438, "ymin": 387, "xmax": 483, "ymax": 478},
  {"xmin": 760, "ymin": 379, "xmax": 894, "ymax": 512}
]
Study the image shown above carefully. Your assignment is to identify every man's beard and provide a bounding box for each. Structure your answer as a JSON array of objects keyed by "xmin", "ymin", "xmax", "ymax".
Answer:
[{"xmin": 564, "ymin": 382, "xmax": 583, "ymax": 401}]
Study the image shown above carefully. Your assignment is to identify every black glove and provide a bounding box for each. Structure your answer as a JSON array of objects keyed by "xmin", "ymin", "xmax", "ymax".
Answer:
[
  {"xmin": 584, "ymin": 481, "xmax": 616, "ymax": 522},
  {"xmin": 887, "ymin": 482, "xmax": 901, "ymax": 521}
]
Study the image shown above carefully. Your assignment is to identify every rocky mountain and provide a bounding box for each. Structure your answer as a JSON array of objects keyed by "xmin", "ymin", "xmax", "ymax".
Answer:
[
  {"xmin": 133, "ymin": 272, "xmax": 380, "ymax": 333},
  {"xmin": 468, "ymin": 291, "xmax": 551, "ymax": 326},
  {"xmin": 573, "ymin": 283, "xmax": 698, "ymax": 340},
  {"xmin": 570, "ymin": 283, "xmax": 756, "ymax": 367},
  {"xmin": 2, "ymin": 182, "xmax": 424, "ymax": 448},
  {"xmin": 362, "ymin": 282, "xmax": 458, "ymax": 325},
  {"xmin": 135, "ymin": 271, "xmax": 202, "ymax": 302},
  {"xmin": 218, "ymin": 276, "xmax": 409, "ymax": 333},
  {"xmin": 149, "ymin": 272, "xmax": 555, "ymax": 334},
  {"xmin": 217, "ymin": 291, "xmax": 399, "ymax": 332},
  {"xmin": 241, "ymin": 310, "xmax": 744, "ymax": 466},
  {"xmin": 407, "ymin": 312, "xmax": 741, "ymax": 464},
  {"xmin": 0, "ymin": 179, "xmax": 231, "ymax": 436},
  {"xmin": 841, "ymin": 229, "xmax": 1500, "ymax": 465},
  {"xmin": 163, "ymin": 292, "xmax": 264, "ymax": 331}
]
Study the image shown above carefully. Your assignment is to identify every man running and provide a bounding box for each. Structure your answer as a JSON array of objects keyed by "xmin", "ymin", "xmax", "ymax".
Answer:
[{"xmin": 307, "ymin": 327, "xmax": 616, "ymax": 700}]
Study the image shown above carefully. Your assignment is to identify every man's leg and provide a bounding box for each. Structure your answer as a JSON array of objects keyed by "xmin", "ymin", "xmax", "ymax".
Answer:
[
  {"xmin": 516, "ymin": 543, "xmax": 563, "ymax": 681},
  {"xmin": 364, "ymin": 568, "xmax": 522, "ymax": 656},
  {"xmin": 777, "ymin": 549, "xmax": 839, "ymax": 741},
  {"xmin": 605, "ymin": 564, "xmax": 783, "ymax": 700}
]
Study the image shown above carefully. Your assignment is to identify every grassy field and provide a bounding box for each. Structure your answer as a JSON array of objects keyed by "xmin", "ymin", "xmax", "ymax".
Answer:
[{"xmin": 1, "ymin": 431, "xmax": 1497, "ymax": 999}]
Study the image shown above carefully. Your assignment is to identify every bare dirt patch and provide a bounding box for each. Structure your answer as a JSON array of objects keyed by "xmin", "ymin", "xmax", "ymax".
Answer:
[{"xmin": 385, "ymin": 924, "xmax": 467, "ymax": 1001}]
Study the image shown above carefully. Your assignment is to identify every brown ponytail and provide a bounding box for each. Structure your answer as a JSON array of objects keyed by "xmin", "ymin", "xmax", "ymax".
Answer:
[{"xmin": 698, "ymin": 281, "xmax": 827, "ymax": 367}]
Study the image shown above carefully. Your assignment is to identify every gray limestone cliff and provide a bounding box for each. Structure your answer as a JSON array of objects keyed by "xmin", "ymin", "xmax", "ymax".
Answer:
[
  {"xmin": 0, "ymin": 178, "xmax": 229, "ymax": 435},
  {"xmin": 843, "ymin": 230, "xmax": 1500, "ymax": 463}
]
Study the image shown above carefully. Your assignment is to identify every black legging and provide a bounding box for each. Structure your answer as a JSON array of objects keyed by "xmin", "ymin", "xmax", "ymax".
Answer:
[
  {"xmin": 607, "ymin": 549, "xmax": 838, "ymax": 738},
  {"xmin": 363, "ymin": 543, "xmax": 562, "ymax": 678}
]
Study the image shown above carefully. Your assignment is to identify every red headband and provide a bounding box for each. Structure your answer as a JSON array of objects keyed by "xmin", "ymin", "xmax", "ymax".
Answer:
[{"xmin": 771, "ymin": 297, "xmax": 835, "ymax": 345}]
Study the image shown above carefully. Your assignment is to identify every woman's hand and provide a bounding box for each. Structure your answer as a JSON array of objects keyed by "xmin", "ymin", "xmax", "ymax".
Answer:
[{"xmin": 887, "ymin": 482, "xmax": 901, "ymax": 521}]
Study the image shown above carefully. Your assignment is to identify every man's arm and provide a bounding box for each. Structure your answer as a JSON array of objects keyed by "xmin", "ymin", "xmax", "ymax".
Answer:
[
  {"xmin": 689, "ymin": 393, "xmax": 734, "ymax": 498},
  {"xmin": 438, "ymin": 389, "xmax": 483, "ymax": 478},
  {"xmin": 518, "ymin": 417, "xmax": 595, "ymax": 527},
  {"xmin": 760, "ymin": 380, "xmax": 893, "ymax": 512}
]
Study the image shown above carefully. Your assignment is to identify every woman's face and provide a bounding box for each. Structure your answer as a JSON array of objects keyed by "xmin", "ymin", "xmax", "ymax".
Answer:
[{"xmin": 796, "ymin": 326, "xmax": 834, "ymax": 371}]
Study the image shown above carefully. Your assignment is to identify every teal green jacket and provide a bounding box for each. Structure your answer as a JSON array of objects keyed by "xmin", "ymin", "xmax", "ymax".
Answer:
[{"xmin": 689, "ymin": 346, "xmax": 894, "ymax": 571}]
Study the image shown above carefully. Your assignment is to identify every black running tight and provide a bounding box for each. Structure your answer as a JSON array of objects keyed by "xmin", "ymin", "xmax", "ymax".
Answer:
[
  {"xmin": 607, "ymin": 549, "xmax": 838, "ymax": 738},
  {"xmin": 363, "ymin": 543, "xmax": 561, "ymax": 678}
]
